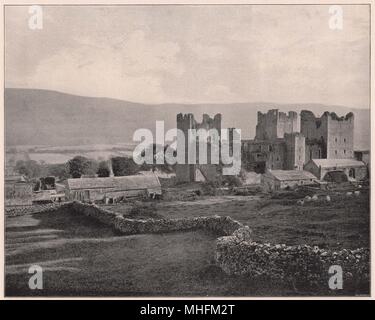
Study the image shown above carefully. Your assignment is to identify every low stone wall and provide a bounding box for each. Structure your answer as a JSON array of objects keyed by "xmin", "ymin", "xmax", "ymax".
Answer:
[
  {"xmin": 69, "ymin": 201, "xmax": 243, "ymax": 236},
  {"xmin": 216, "ymin": 233, "xmax": 370, "ymax": 291},
  {"xmin": 12, "ymin": 200, "xmax": 368, "ymax": 292},
  {"xmin": 5, "ymin": 203, "xmax": 66, "ymax": 217}
]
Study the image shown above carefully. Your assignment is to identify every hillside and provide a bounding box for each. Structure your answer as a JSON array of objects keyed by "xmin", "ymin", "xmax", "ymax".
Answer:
[{"xmin": 5, "ymin": 88, "xmax": 370, "ymax": 150}]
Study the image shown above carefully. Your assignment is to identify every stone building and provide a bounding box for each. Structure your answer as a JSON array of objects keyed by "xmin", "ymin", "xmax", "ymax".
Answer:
[
  {"xmin": 284, "ymin": 133, "xmax": 305, "ymax": 170},
  {"xmin": 261, "ymin": 170, "xmax": 317, "ymax": 191},
  {"xmin": 255, "ymin": 109, "xmax": 300, "ymax": 140},
  {"xmin": 304, "ymin": 158, "xmax": 367, "ymax": 182},
  {"xmin": 354, "ymin": 150, "xmax": 370, "ymax": 167},
  {"xmin": 176, "ymin": 113, "xmax": 222, "ymax": 183},
  {"xmin": 301, "ymin": 111, "xmax": 354, "ymax": 162},
  {"xmin": 65, "ymin": 173, "xmax": 162, "ymax": 202},
  {"xmin": 241, "ymin": 139, "xmax": 286, "ymax": 173},
  {"xmin": 242, "ymin": 109, "xmax": 357, "ymax": 175}
]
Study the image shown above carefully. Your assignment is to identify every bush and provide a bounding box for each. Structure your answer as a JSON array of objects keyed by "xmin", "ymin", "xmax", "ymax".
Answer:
[
  {"xmin": 201, "ymin": 181, "xmax": 220, "ymax": 196},
  {"xmin": 223, "ymin": 175, "xmax": 243, "ymax": 188}
]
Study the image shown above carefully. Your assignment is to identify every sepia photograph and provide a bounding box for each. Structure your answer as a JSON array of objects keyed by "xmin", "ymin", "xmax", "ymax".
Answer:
[{"xmin": 2, "ymin": 3, "xmax": 371, "ymax": 299}]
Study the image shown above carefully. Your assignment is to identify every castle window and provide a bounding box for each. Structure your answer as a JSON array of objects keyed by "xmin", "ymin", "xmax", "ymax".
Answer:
[
  {"xmin": 335, "ymin": 137, "xmax": 337, "ymax": 143},
  {"xmin": 344, "ymin": 138, "xmax": 346, "ymax": 143},
  {"xmin": 335, "ymin": 150, "xmax": 338, "ymax": 155},
  {"xmin": 344, "ymin": 150, "xmax": 346, "ymax": 154}
]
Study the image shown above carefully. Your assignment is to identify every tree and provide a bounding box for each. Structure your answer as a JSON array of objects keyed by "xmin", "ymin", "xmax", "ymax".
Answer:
[
  {"xmin": 67, "ymin": 156, "xmax": 98, "ymax": 178},
  {"xmin": 111, "ymin": 157, "xmax": 139, "ymax": 176},
  {"xmin": 97, "ymin": 161, "xmax": 110, "ymax": 177},
  {"xmin": 40, "ymin": 176, "xmax": 56, "ymax": 190},
  {"xmin": 15, "ymin": 160, "xmax": 42, "ymax": 178},
  {"xmin": 46, "ymin": 163, "xmax": 70, "ymax": 180}
]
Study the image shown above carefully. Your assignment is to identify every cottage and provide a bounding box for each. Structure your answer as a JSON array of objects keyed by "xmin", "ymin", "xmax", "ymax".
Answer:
[
  {"xmin": 65, "ymin": 174, "xmax": 162, "ymax": 202},
  {"xmin": 304, "ymin": 158, "xmax": 367, "ymax": 182},
  {"xmin": 261, "ymin": 170, "xmax": 316, "ymax": 191}
]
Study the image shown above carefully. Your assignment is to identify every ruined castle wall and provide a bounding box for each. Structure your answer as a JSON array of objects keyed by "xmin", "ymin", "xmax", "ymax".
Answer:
[
  {"xmin": 277, "ymin": 111, "xmax": 300, "ymax": 138},
  {"xmin": 242, "ymin": 140, "xmax": 286, "ymax": 172},
  {"xmin": 301, "ymin": 111, "xmax": 354, "ymax": 160},
  {"xmin": 256, "ymin": 110, "xmax": 299, "ymax": 140},
  {"xmin": 256, "ymin": 110, "xmax": 278, "ymax": 140},
  {"xmin": 176, "ymin": 113, "xmax": 222, "ymax": 183},
  {"xmin": 326, "ymin": 113, "xmax": 354, "ymax": 159},
  {"xmin": 266, "ymin": 143, "xmax": 286, "ymax": 170},
  {"xmin": 305, "ymin": 143, "xmax": 324, "ymax": 163},
  {"xmin": 300, "ymin": 110, "xmax": 329, "ymax": 142},
  {"xmin": 285, "ymin": 133, "xmax": 305, "ymax": 170}
]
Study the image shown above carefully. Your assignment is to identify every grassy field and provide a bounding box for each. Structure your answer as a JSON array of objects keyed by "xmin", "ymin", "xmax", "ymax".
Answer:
[
  {"xmin": 155, "ymin": 193, "xmax": 370, "ymax": 250},
  {"xmin": 5, "ymin": 190, "xmax": 369, "ymax": 296},
  {"xmin": 6, "ymin": 209, "xmax": 295, "ymax": 297},
  {"xmin": 103, "ymin": 192, "xmax": 369, "ymax": 249}
]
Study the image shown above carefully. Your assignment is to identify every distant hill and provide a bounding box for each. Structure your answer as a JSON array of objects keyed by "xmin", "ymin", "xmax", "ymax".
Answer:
[{"xmin": 5, "ymin": 88, "xmax": 370, "ymax": 150}]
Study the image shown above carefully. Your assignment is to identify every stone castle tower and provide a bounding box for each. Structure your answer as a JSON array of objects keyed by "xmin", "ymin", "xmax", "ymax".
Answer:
[
  {"xmin": 284, "ymin": 132, "xmax": 305, "ymax": 170},
  {"xmin": 255, "ymin": 109, "xmax": 300, "ymax": 141},
  {"xmin": 301, "ymin": 110, "xmax": 354, "ymax": 160},
  {"xmin": 176, "ymin": 113, "xmax": 222, "ymax": 183}
]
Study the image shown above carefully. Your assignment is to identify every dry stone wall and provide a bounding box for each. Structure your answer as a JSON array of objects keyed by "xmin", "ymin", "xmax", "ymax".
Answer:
[
  {"xmin": 12, "ymin": 201, "xmax": 368, "ymax": 291},
  {"xmin": 5, "ymin": 203, "xmax": 65, "ymax": 217},
  {"xmin": 216, "ymin": 233, "xmax": 369, "ymax": 290},
  {"xmin": 69, "ymin": 201, "xmax": 243, "ymax": 236}
]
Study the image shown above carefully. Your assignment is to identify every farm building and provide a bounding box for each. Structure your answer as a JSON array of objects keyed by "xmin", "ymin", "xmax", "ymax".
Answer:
[
  {"xmin": 354, "ymin": 150, "xmax": 370, "ymax": 167},
  {"xmin": 32, "ymin": 190, "xmax": 66, "ymax": 204},
  {"xmin": 65, "ymin": 174, "xmax": 162, "ymax": 202},
  {"xmin": 304, "ymin": 158, "xmax": 367, "ymax": 182},
  {"xmin": 261, "ymin": 170, "xmax": 317, "ymax": 191}
]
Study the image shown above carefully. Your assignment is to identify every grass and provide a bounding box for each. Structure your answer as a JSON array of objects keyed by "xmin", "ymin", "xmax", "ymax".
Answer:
[
  {"xmin": 5, "ymin": 190, "xmax": 369, "ymax": 296},
  {"xmin": 5, "ymin": 209, "xmax": 295, "ymax": 297},
  {"xmin": 154, "ymin": 192, "xmax": 370, "ymax": 250}
]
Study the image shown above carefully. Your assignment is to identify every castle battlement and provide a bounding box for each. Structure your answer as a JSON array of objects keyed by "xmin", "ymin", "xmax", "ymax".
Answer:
[
  {"xmin": 256, "ymin": 109, "xmax": 300, "ymax": 140},
  {"xmin": 301, "ymin": 110, "xmax": 354, "ymax": 124},
  {"xmin": 176, "ymin": 113, "xmax": 222, "ymax": 183},
  {"xmin": 177, "ymin": 113, "xmax": 222, "ymax": 131},
  {"xmin": 300, "ymin": 110, "xmax": 354, "ymax": 160}
]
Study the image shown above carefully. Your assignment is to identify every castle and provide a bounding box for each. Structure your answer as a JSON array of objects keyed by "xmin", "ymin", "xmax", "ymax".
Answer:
[
  {"xmin": 176, "ymin": 109, "xmax": 363, "ymax": 184},
  {"xmin": 176, "ymin": 113, "xmax": 222, "ymax": 183},
  {"xmin": 242, "ymin": 109, "xmax": 355, "ymax": 173}
]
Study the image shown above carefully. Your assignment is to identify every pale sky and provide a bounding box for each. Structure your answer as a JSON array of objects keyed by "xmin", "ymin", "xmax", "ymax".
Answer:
[{"xmin": 5, "ymin": 5, "xmax": 370, "ymax": 107}]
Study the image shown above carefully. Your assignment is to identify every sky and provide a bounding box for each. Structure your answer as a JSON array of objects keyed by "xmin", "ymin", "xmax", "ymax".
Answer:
[{"xmin": 5, "ymin": 5, "xmax": 370, "ymax": 108}]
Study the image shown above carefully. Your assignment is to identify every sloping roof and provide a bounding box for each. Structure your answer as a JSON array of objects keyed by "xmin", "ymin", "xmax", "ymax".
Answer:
[
  {"xmin": 66, "ymin": 174, "xmax": 161, "ymax": 191},
  {"xmin": 5, "ymin": 175, "xmax": 26, "ymax": 183},
  {"xmin": 33, "ymin": 191, "xmax": 53, "ymax": 201},
  {"xmin": 310, "ymin": 158, "xmax": 365, "ymax": 168},
  {"xmin": 139, "ymin": 170, "xmax": 176, "ymax": 179},
  {"xmin": 266, "ymin": 170, "xmax": 316, "ymax": 181}
]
